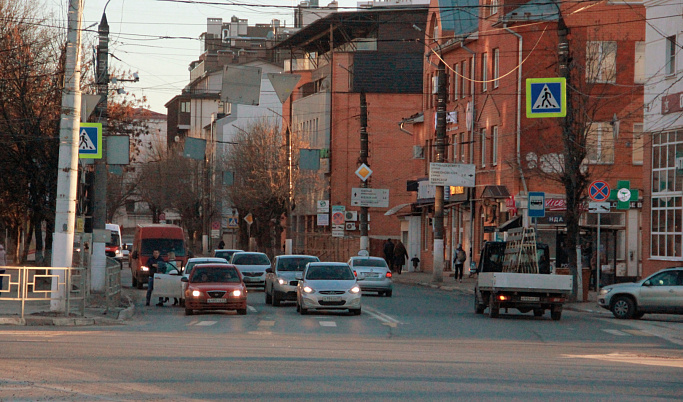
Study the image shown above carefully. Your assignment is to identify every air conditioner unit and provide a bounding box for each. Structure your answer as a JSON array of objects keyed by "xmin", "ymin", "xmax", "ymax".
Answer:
[
  {"xmin": 413, "ymin": 145, "xmax": 425, "ymax": 159},
  {"xmin": 345, "ymin": 211, "xmax": 358, "ymax": 221},
  {"xmin": 345, "ymin": 222, "xmax": 357, "ymax": 231}
]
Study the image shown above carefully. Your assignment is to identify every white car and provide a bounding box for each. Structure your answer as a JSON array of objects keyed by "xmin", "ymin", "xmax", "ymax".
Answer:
[
  {"xmin": 296, "ymin": 262, "xmax": 361, "ymax": 315},
  {"xmin": 230, "ymin": 252, "xmax": 271, "ymax": 288},
  {"xmin": 152, "ymin": 257, "xmax": 228, "ymax": 302},
  {"xmin": 347, "ymin": 256, "xmax": 393, "ymax": 297},
  {"xmin": 265, "ymin": 255, "xmax": 320, "ymax": 306}
]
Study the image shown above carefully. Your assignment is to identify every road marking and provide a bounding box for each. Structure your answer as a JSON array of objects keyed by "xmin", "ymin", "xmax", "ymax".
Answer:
[
  {"xmin": 603, "ymin": 329, "xmax": 629, "ymax": 336},
  {"xmin": 364, "ymin": 306, "xmax": 402, "ymax": 325},
  {"xmin": 258, "ymin": 320, "xmax": 275, "ymax": 327},
  {"xmin": 195, "ymin": 321, "xmax": 216, "ymax": 326},
  {"xmin": 564, "ymin": 353, "xmax": 683, "ymax": 368},
  {"xmin": 248, "ymin": 305, "xmax": 257, "ymax": 312},
  {"xmin": 319, "ymin": 321, "xmax": 337, "ymax": 327},
  {"xmin": 622, "ymin": 329, "xmax": 654, "ymax": 337}
]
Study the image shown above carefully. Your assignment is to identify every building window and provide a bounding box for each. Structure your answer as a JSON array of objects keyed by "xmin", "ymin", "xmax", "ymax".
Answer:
[
  {"xmin": 453, "ymin": 134, "xmax": 459, "ymax": 162},
  {"xmin": 493, "ymin": 48, "xmax": 500, "ymax": 88},
  {"xmin": 481, "ymin": 128, "xmax": 486, "ymax": 167},
  {"xmin": 491, "ymin": 0, "xmax": 499, "ymax": 15},
  {"xmin": 634, "ymin": 41, "xmax": 645, "ymax": 84},
  {"xmin": 632, "ymin": 123, "xmax": 643, "ymax": 165},
  {"xmin": 461, "ymin": 61, "xmax": 467, "ymax": 98},
  {"xmin": 651, "ymin": 130, "xmax": 683, "ymax": 258},
  {"xmin": 586, "ymin": 41, "xmax": 617, "ymax": 83},
  {"xmin": 585, "ymin": 122, "xmax": 614, "ymax": 164},
  {"xmin": 666, "ymin": 35, "xmax": 676, "ymax": 75},
  {"xmin": 454, "ymin": 64, "xmax": 459, "ymax": 99},
  {"xmin": 449, "ymin": 68, "xmax": 454, "ymax": 102},
  {"xmin": 482, "ymin": 52, "xmax": 488, "ymax": 92},
  {"xmin": 492, "ymin": 126, "xmax": 498, "ymax": 165},
  {"xmin": 180, "ymin": 101, "xmax": 190, "ymax": 113}
]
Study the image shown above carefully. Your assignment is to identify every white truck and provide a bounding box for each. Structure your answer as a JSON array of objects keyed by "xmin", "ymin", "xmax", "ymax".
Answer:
[{"xmin": 473, "ymin": 235, "xmax": 573, "ymax": 321}]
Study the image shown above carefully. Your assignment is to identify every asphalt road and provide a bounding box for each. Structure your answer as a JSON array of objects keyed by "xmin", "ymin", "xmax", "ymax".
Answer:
[{"xmin": 1, "ymin": 266, "xmax": 681, "ymax": 400}]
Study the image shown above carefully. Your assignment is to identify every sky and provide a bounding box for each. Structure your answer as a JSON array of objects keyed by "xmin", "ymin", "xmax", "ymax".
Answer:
[{"xmin": 45, "ymin": 0, "xmax": 360, "ymax": 114}]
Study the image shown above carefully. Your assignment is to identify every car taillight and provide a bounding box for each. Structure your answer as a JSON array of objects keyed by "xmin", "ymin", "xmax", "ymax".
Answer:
[
  {"xmin": 353, "ymin": 271, "xmax": 357, "ymax": 277},
  {"xmin": 386, "ymin": 272, "xmax": 392, "ymax": 278},
  {"xmin": 498, "ymin": 295, "xmax": 509, "ymax": 301}
]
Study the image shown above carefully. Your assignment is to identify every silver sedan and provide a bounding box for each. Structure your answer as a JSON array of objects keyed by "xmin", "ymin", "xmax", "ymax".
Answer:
[
  {"xmin": 347, "ymin": 256, "xmax": 393, "ymax": 297},
  {"xmin": 296, "ymin": 262, "xmax": 361, "ymax": 315}
]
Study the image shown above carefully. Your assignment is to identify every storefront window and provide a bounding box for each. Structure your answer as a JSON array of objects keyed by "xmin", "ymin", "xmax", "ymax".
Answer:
[{"xmin": 651, "ymin": 129, "xmax": 683, "ymax": 258}]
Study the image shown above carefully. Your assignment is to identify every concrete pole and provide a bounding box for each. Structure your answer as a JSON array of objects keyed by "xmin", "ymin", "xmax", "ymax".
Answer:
[
  {"xmin": 91, "ymin": 13, "xmax": 109, "ymax": 292},
  {"xmin": 433, "ymin": 61, "xmax": 447, "ymax": 283},
  {"xmin": 51, "ymin": 0, "xmax": 83, "ymax": 312},
  {"xmin": 359, "ymin": 92, "xmax": 369, "ymax": 252}
]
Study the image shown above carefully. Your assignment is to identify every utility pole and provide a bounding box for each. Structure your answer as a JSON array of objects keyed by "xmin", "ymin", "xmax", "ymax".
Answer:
[
  {"xmin": 285, "ymin": 126, "xmax": 293, "ymax": 254},
  {"xmin": 433, "ymin": 61, "xmax": 447, "ymax": 283},
  {"xmin": 359, "ymin": 92, "xmax": 369, "ymax": 252},
  {"xmin": 52, "ymin": 0, "xmax": 83, "ymax": 312},
  {"xmin": 91, "ymin": 12, "xmax": 109, "ymax": 292}
]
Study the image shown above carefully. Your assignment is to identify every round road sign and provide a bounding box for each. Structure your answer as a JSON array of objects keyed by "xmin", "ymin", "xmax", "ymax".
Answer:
[
  {"xmin": 589, "ymin": 180, "xmax": 610, "ymax": 202},
  {"xmin": 331, "ymin": 212, "xmax": 344, "ymax": 226}
]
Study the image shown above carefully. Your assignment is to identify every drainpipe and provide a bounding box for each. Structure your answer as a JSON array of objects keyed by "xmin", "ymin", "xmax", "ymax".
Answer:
[
  {"xmin": 461, "ymin": 41, "xmax": 476, "ymax": 262},
  {"xmin": 504, "ymin": 26, "xmax": 529, "ymax": 198}
]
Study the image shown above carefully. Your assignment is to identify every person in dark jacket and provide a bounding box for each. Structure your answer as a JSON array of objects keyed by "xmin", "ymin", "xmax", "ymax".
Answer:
[
  {"xmin": 393, "ymin": 241, "xmax": 408, "ymax": 274},
  {"xmin": 383, "ymin": 239, "xmax": 394, "ymax": 271},
  {"xmin": 146, "ymin": 249, "xmax": 164, "ymax": 306}
]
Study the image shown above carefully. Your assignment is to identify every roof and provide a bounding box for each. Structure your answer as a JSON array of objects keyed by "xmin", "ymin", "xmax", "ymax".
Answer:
[
  {"xmin": 499, "ymin": 0, "xmax": 560, "ymax": 24},
  {"xmin": 132, "ymin": 108, "xmax": 167, "ymax": 120},
  {"xmin": 274, "ymin": 7, "xmax": 428, "ymax": 51},
  {"xmin": 482, "ymin": 185, "xmax": 511, "ymax": 199}
]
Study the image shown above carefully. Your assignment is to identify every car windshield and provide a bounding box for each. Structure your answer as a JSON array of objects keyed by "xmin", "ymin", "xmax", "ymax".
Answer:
[
  {"xmin": 232, "ymin": 253, "xmax": 270, "ymax": 265},
  {"xmin": 185, "ymin": 259, "xmax": 227, "ymax": 274},
  {"xmin": 190, "ymin": 267, "xmax": 240, "ymax": 283},
  {"xmin": 106, "ymin": 232, "xmax": 120, "ymax": 247},
  {"xmin": 353, "ymin": 259, "xmax": 387, "ymax": 268},
  {"xmin": 215, "ymin": 250, "xmax": 240, "ymax": 259},
  {"xmin": 306, "ymin": 265, "xmax": 354, "ymax": 280},
  {"xmin": 141, "ymin": 238, "xmax": 186, "ymax": 257},
  {"xmin": 278, "ymin": 257, "xmax": 319, "ymax": 271}
]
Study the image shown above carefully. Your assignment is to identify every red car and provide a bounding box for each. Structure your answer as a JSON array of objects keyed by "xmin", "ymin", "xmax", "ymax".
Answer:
[{"xmin": 181, "ymin": 264, "xmax": 248, "ymax": 315}]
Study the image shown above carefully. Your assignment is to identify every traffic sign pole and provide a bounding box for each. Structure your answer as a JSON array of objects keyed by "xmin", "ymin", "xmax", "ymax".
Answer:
[
  {"xmin": 589, "ymin": 180, "xmax": 611, "ymax": 294},
  {"xmin": 359, "ymin": 92, "xmax": 369, "ymax": 252}
]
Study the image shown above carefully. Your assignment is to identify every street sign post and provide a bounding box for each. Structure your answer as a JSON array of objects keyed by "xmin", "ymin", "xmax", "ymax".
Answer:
[
  {"xmin": 588, "ymin": 180, "xmax": 611, "ymax": 294},
  {"xmin": 351, "ymin": 188, "xmax": 389, "ymax": 207},
  {"xmin": 588, "ymin": 202, "xmax": 610, "ymax": 214},
  {"xmin": 428, "ymin": 163, "xmax": 475, "ymax": 187},
  {"xmin": 78, "ymin": 123, "xmax": 102, "ymax": 159},
  {"xmin": 525, "ymin": 78, "xmax": 566, "ymax": 118},
  {"xmin": 528, "ymin": 192, "xmax": 545, "ymax": 218}
]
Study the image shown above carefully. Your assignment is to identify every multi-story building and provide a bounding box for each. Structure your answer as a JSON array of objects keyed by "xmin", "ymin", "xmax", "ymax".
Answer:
[
  {"xmin": 275, "ymin": 6, "xmax": 429, "ymax": 259},
  {"xmin": 403, "ymin": 0, "xmax": 645, "ymax": 279},
  {"xmin": 642, "ymin": 0, "xmax": 683, "ymax": 277}
]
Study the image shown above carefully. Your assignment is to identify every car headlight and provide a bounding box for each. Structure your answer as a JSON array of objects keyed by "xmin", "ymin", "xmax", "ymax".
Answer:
[
  {"xmin": 141, "ymin": 266, "xmax": 149, "ymax": 272},
  {"xmin": 192, "ymin": 290, "xmax": 201, "ymax": 297},
  {"xmin": 232, "ymin": 290, "xmax": 242, "ymax": 297},
  {"xmin": 303, "ymin": 286, "xmax": 314, "ymax": 293},
  {"xmin": 350, "ymin": 286, "xmax": 361, "ymax": 294},
  {"xmin": 599, "ymin": 288, "xmax": 613, "ymax": 296},
  {"xmin": 278, "ymin": 278, "xmax": 286, "ymax": 285}
]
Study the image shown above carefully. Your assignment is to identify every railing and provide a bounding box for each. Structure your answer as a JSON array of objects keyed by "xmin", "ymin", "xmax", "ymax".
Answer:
[{"xmin": 0, "ymin": 266, "xmax": 86, "ymax": 319}]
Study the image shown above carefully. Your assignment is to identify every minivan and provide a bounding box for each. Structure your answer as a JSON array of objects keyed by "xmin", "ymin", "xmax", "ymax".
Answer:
[
  {"xmin": 130, "ymin": 224, "xmax": 188, "ymax": 289},
  {"xmin": 105, "ymin": 223, "xmax": 123, "ymax": 267}
]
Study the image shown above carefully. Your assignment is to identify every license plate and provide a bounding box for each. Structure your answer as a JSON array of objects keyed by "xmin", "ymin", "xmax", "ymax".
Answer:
[
  {"xmin": 207, "ymin": 298, "xmax": 227, "ymax": 303},
  {"xmin": 520, "ymin": 296, "xmax": 540, "ymax": 302},
  {"xmin": 364, "ymin": 273, "xmax": 379, "ymax": 278},
  {"xmin": 322, "ymin": 296, "xmax": 342, "ymax": 302}
]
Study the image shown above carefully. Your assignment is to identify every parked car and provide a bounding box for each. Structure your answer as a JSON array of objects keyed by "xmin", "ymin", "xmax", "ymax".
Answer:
[
  {"xmin": 265, "ymin": 255, "xmax": 320, "ymax": 306},
  {"xmin": 213, "ymin": 249, "xmax": 243, "ymax": 263},
  {"xmin": 182, "ymin": 264, "xmax": 247, "ymax": 315},
  {"xmin": 153, "ymin": 257, "xmax": 229, "ymax": 302},
  {"xmin": 130, "ymin": 224, "xmax": 188, "ymax": 289},
  {"xmin": 230, "ymin": 252, "xmax": 271, "ymax": 288},
  {"xmin": 347, "ymin": 256, "xmax": 393, "ymax": 297},
  {"xmin": 296, "ymin": 262, "xmax": 361, "ymax": 315},
  {"xmin": 598, "ymin": 267, "xmax": 683, "ymax": 319}
]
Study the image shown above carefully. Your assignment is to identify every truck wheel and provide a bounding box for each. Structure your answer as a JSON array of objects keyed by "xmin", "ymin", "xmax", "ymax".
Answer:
[
  {"xmin": 611, "ymin": 296, "xmax": 635, "ymax": 319},
  {"xmin": 474, "ymin": 292, "xmax": 485, "ymax": 314},
  {"xmin": 533, "ymin": 309, "xmax": 544, "ymax": 317},
  {"xmin": 265, "ymin": 287, "xmax": 272, "ymax": 304},
  {"xmin": 272, "ymin": 290, "xmax": 281, "ymax": 307},
  {"xmin": 551, "ymin": 306, "xmax": 562, "ymax": 321},
  {"xmin": 488, "ymin": 295, "xmax": 499, "ymax": 318}
]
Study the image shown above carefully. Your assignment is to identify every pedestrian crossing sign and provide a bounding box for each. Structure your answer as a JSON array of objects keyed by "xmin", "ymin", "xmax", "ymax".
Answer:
[
  {"xmin": 526, "ymin": 78, "xmax": 566, "ymax": 118},
  {"xmin": 78, "ymin": 123, "xmax": 102, "ymax": 159}
]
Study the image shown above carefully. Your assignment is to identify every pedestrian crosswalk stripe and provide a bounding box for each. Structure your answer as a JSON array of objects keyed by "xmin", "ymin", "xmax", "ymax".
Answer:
[
  {"xmin": 603, "ymin": 329, "xmax": 629, "ymax": 336},
  {"xmin": 258, "ymin": 320, "xmax": 275, "ymax": 327},
  {"xmin": 196, "ymin": 321, "xmax": 217, "ymax": 326},
  {"xmin": 248, "ymin": 305, "xmax": 257, "ymax": 312},
  {"xmin": 319, "ymin": 321, "xmax": 336, "ymax": 327},
  {"xmin": 622, "ymin": 329, "xmax": 654, "ymax": 337}
]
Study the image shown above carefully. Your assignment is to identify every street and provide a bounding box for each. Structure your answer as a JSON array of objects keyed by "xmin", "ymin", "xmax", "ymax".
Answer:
[{"xmin": 1, "ymin": 266, "xmax": 682, "ymax": 400}]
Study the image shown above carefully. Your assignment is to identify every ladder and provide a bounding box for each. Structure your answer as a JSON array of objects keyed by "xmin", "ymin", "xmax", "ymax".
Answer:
[{"xmin": 502, "ymin": 227, "xmax": 539, "ymax": 273}]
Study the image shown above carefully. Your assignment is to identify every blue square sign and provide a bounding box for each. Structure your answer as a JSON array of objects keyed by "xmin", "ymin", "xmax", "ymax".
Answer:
[
  {"xmin": 526, "ymin": 78, "xmax": 566, "ymax": 118},
  {"xmin": 528, "ymin": 191, "xmax": 545, "ymax": 218},
  {"xmin": 79, "ymin": 123, "xmax": 102, "ymax": 159}
]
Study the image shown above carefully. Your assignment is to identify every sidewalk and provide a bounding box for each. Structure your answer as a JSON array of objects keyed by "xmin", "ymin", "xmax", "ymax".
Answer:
[{"xmin": 392, "ymin": 270, "xmax": 608, "ymax": 315}]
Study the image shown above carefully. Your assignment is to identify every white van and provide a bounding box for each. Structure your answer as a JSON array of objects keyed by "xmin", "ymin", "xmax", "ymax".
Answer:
[{"xmin": 106, "ymin": 223, "xmax": 123, "ymax": 267}]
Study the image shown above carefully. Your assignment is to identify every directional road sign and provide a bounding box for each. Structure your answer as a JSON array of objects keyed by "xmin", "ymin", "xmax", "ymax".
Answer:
[
  {"xmin": 351, "ymin": 188, "xmax": 389, "ymax": 208},
  {"xmin": 589, "ymin": 180, "xmax": 611, "ymax": 202},
  {"xmin": 526, "ymin": 78, "xmax": 566, "ymax": 118},
  {"xmin": 78, "ymin": 123, "xmax": 102, "ymax": 159},
  {"xmin": 428, "ymin": 163, "xmax": 475, "ymax": 187},
  {"xmin": 528, "ymin": 191, "xmax": 546, "ymax": 218}
]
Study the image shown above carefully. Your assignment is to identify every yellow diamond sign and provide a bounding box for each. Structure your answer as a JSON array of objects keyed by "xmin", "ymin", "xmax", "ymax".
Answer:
[{"xmin": 355, "ymin": 163, "xmax": 373, "ymax": 182}]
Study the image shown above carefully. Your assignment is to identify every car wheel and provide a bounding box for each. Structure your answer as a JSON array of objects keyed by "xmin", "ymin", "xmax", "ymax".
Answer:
[
  {"xmin": 237, "ymin": 308, "xmax": 247, "ymax": 315},
  {"xmin": 611, "ymin": 296, "xmax": 635, "ymax": 319},
  {"xmin": 272, "ymin": 290, "xmax": 281, "ymax": 307},
  {"xmin": 474, "ymin": 292, "xmax": 485, "ymax": 314},
  {"xmin": 550, "ymin": 306, "xmax": 562, "ymax": 321},
  {"xmin": 265, "ymin": 287, "xmax": 272, "ymax": 304},
  {"xmin": 185, "ymin": 308, "xmax": 193, "ymax": 316},
  {"xmin": 488, "ymin": 294, "xmax": 499, "ymax": 318},
  {"xmin": 385, "ymin": 290, "xmax": 392, "ymax": 297},
  {"xmin": 533, "ymin": 309, "xmax": 544, "ymax": 317},
  {"xmin": 351, "ymin": 308, "xmax": 361, "ymax": 316}
]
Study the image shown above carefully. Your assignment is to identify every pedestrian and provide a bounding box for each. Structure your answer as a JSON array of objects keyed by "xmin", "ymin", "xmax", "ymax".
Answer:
[
  {"xmin": 0, "ymin": 244, "xmax": 6, "ymax": 291},
  {"xmin": 453, "ymin": 244, "xmax": 466, "ymax": 283},
  {"xmin": 393, "ymin": 240, "xmax": 408, "ymax": 275},
  {"xmin": 383, "ymin": 239, "xmax": 394, "ymax": 271},
  {"xmin": 411, "ymin": 255, "xmax": 420, "ymax": 272},
  {"xmin": 146, "ymin": 249, "xmax": 164, "ymax": 307},
  {"xmin": 218, "ymin": 239, "xmax": 225, "ymax": 249}
]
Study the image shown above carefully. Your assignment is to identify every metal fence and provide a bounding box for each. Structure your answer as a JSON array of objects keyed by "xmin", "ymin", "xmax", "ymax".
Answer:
[{"xmin": 0, "ymin": 266, "xmax": 86, "ymax": 319}]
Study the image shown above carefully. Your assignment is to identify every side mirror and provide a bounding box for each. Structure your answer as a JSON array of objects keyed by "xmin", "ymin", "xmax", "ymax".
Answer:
[
  {"xmin": 181, "ymin": 277, "xmax": 188, "ymax": 282},
  {"xmin": 295, "ymin": 273, "xmax": 303, "ymax": 280},
  {"xmin": 265, "ymin": 268, "xmax": 273, "ymax": 274},
  {"xmin": 131, "ymin": 251, "xmax": 138, "ymax": 259}
]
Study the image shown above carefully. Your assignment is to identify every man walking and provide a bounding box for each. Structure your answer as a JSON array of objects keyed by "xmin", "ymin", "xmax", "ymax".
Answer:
[
  {"xmin": 393, "ymin": 240, "xmax": 408, "ymax": 275},
  {"xmin": 383, "ymin": 239, "xmax": 394, "ymax": 271},
  {"xmin": 146, "ymin": 249, "xmax": 164, "ymax": 306},
  {"xmin": 453, "ymin": 244, "xmax": 466, "ymax": 283}
]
